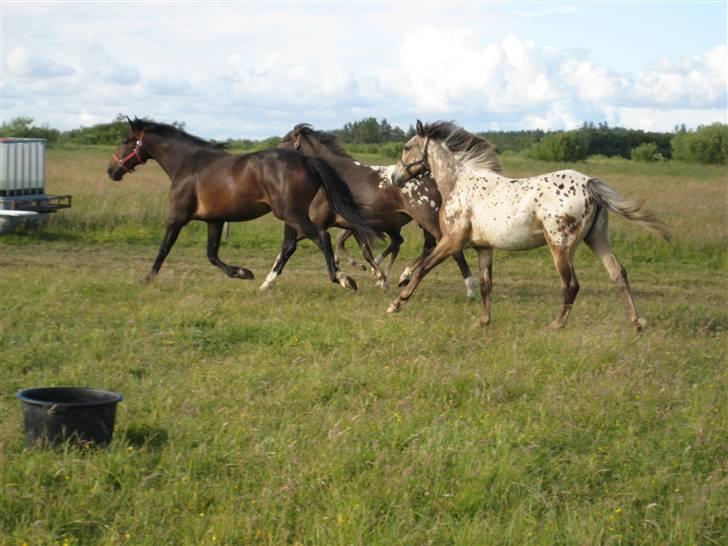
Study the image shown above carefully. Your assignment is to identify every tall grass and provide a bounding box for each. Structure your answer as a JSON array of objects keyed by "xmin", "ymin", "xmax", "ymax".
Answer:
[{"xmin": 1, "ymin": 149, "xmax": 726, "ymax": 545}]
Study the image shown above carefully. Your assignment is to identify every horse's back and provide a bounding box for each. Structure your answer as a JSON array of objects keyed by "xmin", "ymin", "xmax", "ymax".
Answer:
[
  {"xmin": 447, "ymin": 168, "xmax": 597, "ymax": 250},
  {"xmin": 192, "ymin": 149, "xmax": 314, "ymax": 222}
]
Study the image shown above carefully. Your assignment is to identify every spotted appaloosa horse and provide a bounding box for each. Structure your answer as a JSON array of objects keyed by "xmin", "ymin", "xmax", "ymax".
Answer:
[
  {"xmin": 384, "ymin": 120, "xmax": 671, "ymax": 331},
  {"xmin": 107, "ymin": 117, "xmax": 374, "ymax": 291},
  {"xmin": 278, "ymin": 123, "xmax": 478, "ymax": 296}
]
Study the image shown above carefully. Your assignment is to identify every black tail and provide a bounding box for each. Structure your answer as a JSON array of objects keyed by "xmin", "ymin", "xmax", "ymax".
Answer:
[{"xmin": 304, "ymin": 157, "xmax": 378, "ymax": 244}]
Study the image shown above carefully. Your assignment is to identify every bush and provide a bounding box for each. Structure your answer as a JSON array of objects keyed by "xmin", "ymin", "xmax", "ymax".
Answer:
[
  {"xmin": 631, "ymin": 142, "xmax": 663, "ymax": 162},
  {"xmin": 671, "ymin": 123, "xmax": 728, "ymax": 164},
  {"xmin": 527, "ymin": 131, "xmax": 590, "ymax": 161},
  {"xmin": 0, "ymin": 117, "xmax": 61, "ymax": 145}
]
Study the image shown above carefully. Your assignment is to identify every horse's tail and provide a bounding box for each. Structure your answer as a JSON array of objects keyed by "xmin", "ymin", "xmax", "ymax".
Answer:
[
  {"xmin": 304, "ymin": 157, "xmax": 378, "ymax": 244},
  {"xmin": 588, "ymin": 178, "xmax": 671, "ymax": 242}
]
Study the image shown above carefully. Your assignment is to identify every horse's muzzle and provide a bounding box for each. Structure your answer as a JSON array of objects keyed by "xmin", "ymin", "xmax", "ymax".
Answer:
[
  {"xmin": 107, "ymin": 166, "xmax": 124, "ymax": 181},
  {"xmin": 389, "ymin": 167, "xmax": 406, "ymax": 188}
]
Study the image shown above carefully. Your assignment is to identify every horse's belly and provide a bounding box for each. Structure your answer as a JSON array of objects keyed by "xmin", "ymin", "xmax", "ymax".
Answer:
[
  {"xmin": 471, "ymin": 220, "xmax": 545, "ymax": 249},
  {"xmin": 195, "ymin": 200, "xmax": 270, "ymax": 221},
  {"xmin": 470, "ymin": 204, "xmax": 545, "ymax": 250}
]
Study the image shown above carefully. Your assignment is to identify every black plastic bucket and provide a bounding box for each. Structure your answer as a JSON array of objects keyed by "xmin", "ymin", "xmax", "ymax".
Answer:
[{"xmin": 16, "ymin": 387, "xmax": 123, "ymax": 448}]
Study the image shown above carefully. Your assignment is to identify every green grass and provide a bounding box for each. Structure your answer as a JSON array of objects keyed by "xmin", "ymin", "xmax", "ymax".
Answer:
[{"xmin": 1, "ymin": 149, "xmax": 726, "ymax": 545}]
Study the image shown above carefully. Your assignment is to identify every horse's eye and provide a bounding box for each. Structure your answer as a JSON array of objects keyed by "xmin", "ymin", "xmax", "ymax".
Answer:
[{"xmin": 404, "ymin": 145, "xmax": 411, "ymax": 152}]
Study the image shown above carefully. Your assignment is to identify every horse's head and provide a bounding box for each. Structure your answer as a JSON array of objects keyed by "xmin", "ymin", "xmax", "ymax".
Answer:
[
  {"xmin": 278, "ymin": 123, "xmax": 317, "ymax": 154},
  {"xmin": 390, "ymin": 120, "xmax": 430, "ymax": 187},
  {"xmin": 107, "ymin": 117, "xmax": 150, "ymax": 181}
]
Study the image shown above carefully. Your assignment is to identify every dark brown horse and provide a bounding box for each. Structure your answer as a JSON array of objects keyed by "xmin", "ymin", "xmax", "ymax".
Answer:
[
  {"xmin": 278, "ymin": 124, "xmax": 478, "ymax": 296},
  {"xmin": 107, "ymin": 117, "xmax": 374, "ymax": 291}
]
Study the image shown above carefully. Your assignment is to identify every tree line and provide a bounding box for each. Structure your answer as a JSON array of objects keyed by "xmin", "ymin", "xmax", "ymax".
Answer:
[{"xmin": 1, "ymin": 115, "xmax": 725, "ymax": 164}]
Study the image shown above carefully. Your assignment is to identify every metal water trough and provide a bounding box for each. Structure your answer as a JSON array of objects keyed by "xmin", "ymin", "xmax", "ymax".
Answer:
[{"xmin": 0, "ymin": 138, "xmax": 71, "ymax": 233}]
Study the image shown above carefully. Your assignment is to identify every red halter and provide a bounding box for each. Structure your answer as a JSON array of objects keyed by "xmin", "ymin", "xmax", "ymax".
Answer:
[{"xmin": 112, "ymin": 130, "xmax": 146, "ymax": 172}]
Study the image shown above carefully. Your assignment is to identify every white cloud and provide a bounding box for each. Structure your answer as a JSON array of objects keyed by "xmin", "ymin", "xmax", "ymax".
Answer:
[
  {"xmin": 1, "ymin": 2, "xmax": 725, "ymax": 137},
  {"xmin": 526, "ymin": 102, "xmax": 581, "ymax": 131},
  {"xmin": 603, "ymin": 105, "xmax": 727, "ymax": 131},
  {"xmin": 224, "ymin": 53, "xmax": 360, "ymax": 108},
  {"xmin": 391, "ymin": 32, "xmax": 562, "ymax": 116},
  {"xmin": 634, "ymin": 45, "xmax": 727, "ymax": 107},
  {"xmin": 560, "ymin": 60, "xmax": 630, "ymax": 103},
  {"xmin": 5, "ymin": 46, "xmax": 76, "ymax": 78}
]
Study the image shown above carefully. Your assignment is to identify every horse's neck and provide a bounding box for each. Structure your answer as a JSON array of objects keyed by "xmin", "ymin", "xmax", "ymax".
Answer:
[
  {"xmin": 311, "ymin": 143, "xmax": 378, "ymax": 187},
  {"xmin": 146, "ymin": 137, "xmax": 210, "ymax": 181},
  {"xmin": 428, "ymin": 146, "xmax": 462, "ymax": 202}
]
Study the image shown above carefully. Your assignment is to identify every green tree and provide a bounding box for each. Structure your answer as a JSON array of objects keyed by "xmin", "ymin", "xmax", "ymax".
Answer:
[
  {"xmin": 527, "ymin": 130, "xmax": 590, "ymax": 161},
  {"xmin": 0, "ymin": 117, "xmax": 61, "ymax": 144},
  {"xmin": 671, "ymin": 123, "xmax": 728, "ymax": 164},
  {"xmin": 631, "ymin": 142, "xmax": 663, "ymax": 162}
]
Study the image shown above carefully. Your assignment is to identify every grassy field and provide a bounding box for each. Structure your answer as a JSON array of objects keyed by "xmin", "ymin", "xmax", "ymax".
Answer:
[{"xmin": 1, "ymin": 147, "xmax": 726, "ymax": 545}]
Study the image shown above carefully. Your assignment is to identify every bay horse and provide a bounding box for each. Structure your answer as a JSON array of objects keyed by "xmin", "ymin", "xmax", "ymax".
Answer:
[
  {"xmin": 107, "ymin": 117, "xmax": 374, "ymax": 291},
  {"xmin": 278, "ymin": 123, "xmax": 478, "ymax": 296},
  {"xmin": 384, "ymin": 120, "xmax": 671, "ymax": 331}
]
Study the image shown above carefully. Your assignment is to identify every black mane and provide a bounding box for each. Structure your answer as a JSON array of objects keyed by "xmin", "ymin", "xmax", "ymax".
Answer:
[
  {"xmin": 133, "ymin": 117, "xmax": 226, "ymax": 150},
  {"xmin": 285, "ymin": 123, "xmax": 352, "ymax": 158}
]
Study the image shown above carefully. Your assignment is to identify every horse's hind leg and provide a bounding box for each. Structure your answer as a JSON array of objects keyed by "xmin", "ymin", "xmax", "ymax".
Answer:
[
  {"xmin": 207, "ymin": 221, "xmax": 254, "ymax": 280},
  {"xmin": 476, "ymin": 247, "xmax": 494, "ymax": 325},
  {"xmin": 585, "ymin": 209, "xmax": 643, "ymax": 331},
  {"xmin": 146, "ymin": 219, "xmax": 186, "ymax": 282},
  {"xmin": 547, "ymin": 243, "xmax": 580, "ymax": 329},
  {"xmin": 273, "ymin": 216, "xmax": 357, "ymax": 291}
]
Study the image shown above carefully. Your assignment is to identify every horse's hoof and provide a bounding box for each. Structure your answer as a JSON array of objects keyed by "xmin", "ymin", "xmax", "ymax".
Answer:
[
  {"xmin": 232, "ymin": 268, "xmax": 254, "ymax": 280},
  {"xmin": 479, "ymin": 316, "xmax": 491, "ymax": 326},
  {"xmin": 548, "ymin": 320, "xmax": 565, "ymax": 330},
  {"xmin": 259, "ymin": 280, "xmax": 276, "ymax": 292},
  {"xmin": 465, "ymin": 277, "xmax": 478, "ymax": 299},
  {"xmin": 634, "ymin": 318, "xmax": 646, "ymax": 332},
  {"xmin": 386, "ymin": 300, "xmax": 401, "ymax": 314},
  {"xmin": 144, "ymin": 273, "xmax": 157, "ymax": 284},
  {"xmin": 339, "ymin": 276, "xmax": 357, "ymax": 291},
  {"xmin": 375, "ymin": 279, "xmax": 388, "ymax": 290},
  {"xmin": 398, "ymin": 277, "xmax": 410, "ymax": 288}
]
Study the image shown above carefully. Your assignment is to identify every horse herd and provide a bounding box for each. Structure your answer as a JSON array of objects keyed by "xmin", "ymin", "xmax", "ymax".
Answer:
[{"xmin": 107, "ymin": 117, "xmax": 670, "ymax": 331}]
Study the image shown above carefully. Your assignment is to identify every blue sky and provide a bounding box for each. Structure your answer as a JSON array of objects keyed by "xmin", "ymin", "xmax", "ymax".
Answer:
[{"xmin": 1, "ymin": 1, "xmax": 726, "ymax": 139}]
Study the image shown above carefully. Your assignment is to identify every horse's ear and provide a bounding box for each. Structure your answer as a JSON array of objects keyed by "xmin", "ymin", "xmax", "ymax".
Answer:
[
  {"xmin": 416, "ymin": 119, "xmax": 424, "ymax": 136},
  {"xmin": 129, "ymin": 116, "xmax": 144, "ymax": 132}
]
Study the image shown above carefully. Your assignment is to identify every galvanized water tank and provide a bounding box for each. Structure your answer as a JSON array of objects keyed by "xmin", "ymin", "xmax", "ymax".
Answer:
[
  {"xmin": 0, "ymin": 138, "xmax": 71, "ymax": 232},
  {"xmin": 0, "ymin": 138, "xmax": 46, "ymax": 196}
]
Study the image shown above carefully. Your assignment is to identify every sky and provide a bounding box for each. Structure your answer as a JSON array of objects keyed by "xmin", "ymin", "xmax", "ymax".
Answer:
[{"xmin": 1, "ymin": 1, "xmax": 726, "ymax": 139}]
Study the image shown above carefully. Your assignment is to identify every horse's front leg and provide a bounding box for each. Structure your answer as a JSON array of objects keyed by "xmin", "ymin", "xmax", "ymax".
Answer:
[
  {"xmin": 259, "ymin": 224, "xmax": 299, "ymax": 291},
  {"xmin": 335, "ymin": 230, "xmax": 366, "ymax": 271},
  {"xmin": 381, "ymin": 230, "xmax": 404, "ymax": 282},
  {"xmin": 206, "ymin": 221, "xmax": 254, "ymax": 280},
  {"xmin": 146, "ymin": 218, "xmax": 186, "ymax": 282},
  {"xmin": 398, "ymin": 229, "xmax": 435, "ymax": 287},
  {"xmin": 387, "ymin": 236, "xmax": 456, "ymax": 314},
  {"xmin": 352, "ymin": 231, "xmax": 388, "ymax": 288},
  {"xmin": 452, "ymin": 252, "xmax": 478, "ymax": 299}
]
